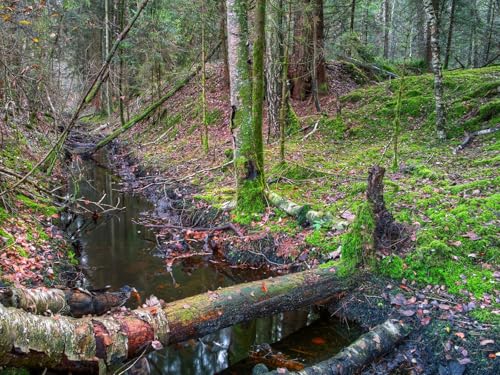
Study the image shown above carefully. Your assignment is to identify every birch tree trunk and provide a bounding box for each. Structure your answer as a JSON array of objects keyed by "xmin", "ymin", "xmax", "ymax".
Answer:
[
  {"xmin": 423, "ymin": 0, "xmax": 446, "ymax": 140},
  {"xmin": 265, "ymin": 0, "xmax": 283, "ymax": 140},
  {"xmin": 383, "ymin": 0, "xmax": 391, "ymax": 59},
  {"xmin": 0, "ymin": 267, "xmax": 356, "ymax": 371},
  {"xmin": 226, "ymin": 0, "xmax": 266, "ymax": 213}
]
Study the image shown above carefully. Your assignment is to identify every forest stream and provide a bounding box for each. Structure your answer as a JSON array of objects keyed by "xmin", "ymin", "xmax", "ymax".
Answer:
[{"xmin": 66, "ymin": 152, "xmax": 361, "ymax": 374}]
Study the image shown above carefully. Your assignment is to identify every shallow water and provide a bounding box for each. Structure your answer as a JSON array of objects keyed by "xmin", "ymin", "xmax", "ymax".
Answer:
[{"xmin": 70, "ymin": 153, "xmax": 360, "ymax": 374}]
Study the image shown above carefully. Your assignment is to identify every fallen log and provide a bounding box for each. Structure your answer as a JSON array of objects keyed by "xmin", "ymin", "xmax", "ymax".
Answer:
[
  {"xmin": 266, "ymin": 190, "xmax": 347, "ymax": 229},
  {"xmin": 0, "ymin": 266, "xmax": 356, "ymax": 371},
  {"xmin": 92, "ymin": 41, "xmax": 221, "ymax": 153},
  {"xmin": 453, "ymin": 125, "xmax": 500, "ymax": 154},
  {"xmin": 263, "ymin": 319, "xmax": 411, "ymax": 374},
  {"xmin": 0, "ymin": 286, "xmax": 138, "ymax": 317}
]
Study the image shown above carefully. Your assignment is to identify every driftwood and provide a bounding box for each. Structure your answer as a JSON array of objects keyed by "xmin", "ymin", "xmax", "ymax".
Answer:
[
  {"xmin": 263, "ymin": 319, "xmax": 411, "ymax": 374},
  {"xmin": 0, "ymin": 286, "xmax": 138, "ymax": 318},
  {"xmin": 92, "ymin": 41, "xmax": 221, "ymax": 153},
  {"xmin": 0, "ymin": 267, "xmax": 356, "ymax": 371},
  {"xmin": 453, "ymin": 125, "xmax": 500, "ymax": 154}
]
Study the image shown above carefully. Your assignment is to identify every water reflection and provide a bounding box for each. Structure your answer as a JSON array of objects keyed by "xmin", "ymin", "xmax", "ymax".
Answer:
[{"xmin": 70, "ymin": 154, "xmax": 359, "ymax": 374}]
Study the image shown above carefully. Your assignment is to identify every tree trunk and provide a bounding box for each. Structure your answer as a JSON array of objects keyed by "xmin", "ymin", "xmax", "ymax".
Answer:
[
  {"xmin": 252, "ymin": 0, "xmax": 266, "ymax": 175},
  {"xmin": 263, "ymin": 319, "xmax": 411, "ymax": 374},
  {"xmin": 423, "ymin": 0, "xmax": 446, "ymax": 139},
  {"xmin": 0, "ymin": 267, "xmax": 356, "ymax": 371},
  {"xmin": 484, "ymin": 0, "xmax": 495, "ymax": 65},
  {"xmin": 265, "ymin": 0, "xmax": 284, "ymax": 140},
  {"xmin": 350, "ymin": 0, "xmax": 357, "ymax": 32},
  {"xmin": 104, "ymin": 0, "xmax": 112, "ymax": 117},
  {"xmin": 201, "ymin": 0, "xmax": 209, "ymax": 153},
  {"xmin": 383, "ymin": 0, "xmax": 391, "ymax": 59},
  {"xmin": 227, "ymin": 0, "xmax": 266, "ymax": 213},
  {"xmin": 279, "ymin": 0, "xmax": 292, "ymax": 163},
  {"xmin": 443, "ymin": 0, "xmax": 456, "ymax": 69},
  {"xmin": 220, "ymin": 0, "xmax": 230, "ymax": 89}
]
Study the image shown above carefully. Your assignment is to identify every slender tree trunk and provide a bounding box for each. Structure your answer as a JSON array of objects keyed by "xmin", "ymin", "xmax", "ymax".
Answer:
[
  {"xmin": 443, "ymin": 0, "xmax": 456, "ymax": 69},
  {"xmin": 383, "ymin": 0, "xmax": 391, "ymax": 59},
  {"xmin": 227, "ymin": 0, "xmax": 266, "ymax": 213},
  {"xmin": 423, "ymin": 0, "xmax": 446, "ymax": 139},
  {"xmin": 291, "ymin": 0, "xmax": 312, "ymax": 100},
  {"xmin": 265, "ymin": 0, "xmax": 284, "ymax": 140},
  {"xmin": 201, "ymin": 0, "xmax": 209, "ymax": 153},
  {"xmin": 350, "ymin": 0, "xmax": 357, "ymax": 32},
  {"xmin": 220, "ymin": 0, "xmax": 230, "ymax": 88},
  {"xmin": 118, "ymin": 0, "xmax": 126, "ymax": 126},
  {"xmin": 484, "ymin": 0, "xmax": 495, "ymax": 65},
  {"xmin": 279, "ymin": 0, "xmax": 292, "ymax": 164},
  {"xmin": 311, "ymin": 9, "xmax": 321, "ymax": 112},
  {"xmin": 104, "ymin": 0, "xmax": 112, "ymax": 117},
  {"xmin": 252, "ymin": 0, "xmax": 266, "ymax": 181},
  {"xmin": 314, "ymin": 0, "xmax": 326, "ymax": 94}
]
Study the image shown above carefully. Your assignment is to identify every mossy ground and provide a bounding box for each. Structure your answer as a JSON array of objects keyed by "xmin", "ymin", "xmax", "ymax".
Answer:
[{"xmin": 116, "ymin": 64, "xmax": 499, "ymax": 324}]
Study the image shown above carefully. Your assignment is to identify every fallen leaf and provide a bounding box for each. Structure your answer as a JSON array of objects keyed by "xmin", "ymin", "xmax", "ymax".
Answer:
[
  {"xmin": 463, "ymin": 231, "xmax": 480, "ymax": 241},
  {"xmin": 261, "ymin": 282, "xmax": 268, "ymax": 293},
  {"xmin": 455, "ymin": 332, "xmax": 465, "ymax": 339},
  {"xmin": 421, "ymin": 316, "xmax": 431, "ymax": 326},
  {"xmin": 399, "ymin": 309, "xmax": 416, "ymax": 317},
  {"xmin": 480, "ymin": 339, "xmax": 494, "ymax": 346},
  {"xmin": 151, "ymin": 340, "xmax": 163, "ymax": 350},
  {"xmin": 311, "ymin": 337, "xmax": 326, "ymax": 345},
  {"xmin": 457, "ymin": 358, "xmax": 471, "ymax": 365}
]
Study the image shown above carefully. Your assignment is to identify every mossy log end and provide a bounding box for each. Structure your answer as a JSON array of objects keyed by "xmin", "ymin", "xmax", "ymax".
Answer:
[
  {"xmin": 0, "ymin": 267, "xmax": 356, "ymax": 371},
  {"xmin": 264, "ymin": 319, "xmax": 411, "ymax": 375},
  {"xmin": 265, "ymin": 190, "xmax": 347, "ymax": 229}
]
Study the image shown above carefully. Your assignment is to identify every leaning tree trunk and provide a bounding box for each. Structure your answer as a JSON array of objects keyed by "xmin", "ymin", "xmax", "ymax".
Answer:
[
  {"xmin": 423, "ymin": 0, "xmax": 446, "ymax": 140},
  {"xmin": 0, "ymin": 267, "xmax": 356, "ymax": 371},
  {"xmin": 265, "ymin": 0, "xmax": 284, "ymax": 140},
  {"xmin": 227, "ymin": 0, "xmax": 266, "ymax": 212}
]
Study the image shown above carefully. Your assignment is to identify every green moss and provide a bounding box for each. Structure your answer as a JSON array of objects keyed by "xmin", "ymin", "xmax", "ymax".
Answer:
[
  {"xmin": 234, "ymin": 179, "xmax": 266, "ymax": 225},
  {"xmin": 340, "ymin": 202, "xmax": 375, "ymax": 274},
  {"xmin": 16, "ymin": 195, "xmax": 58, "ymax": 216},
  {"xmin": 305, "ymin": 230, "xmax": 338, "ymax": 254},
  {"xmin": 470, "ymin": 308, "xmax": 500, "ymax": 325},
  {"xmin": 0, "ymin": 228, "xmax": 14, "ymax": 246},
  {"xmin": 320, "ymin": 116, "xmax": 347, "ymax": 140},
  {"xmin": 287, "ymin": 105, "xmax": 301, "ymax": 134},
  {"xmin": 379, "ymin": 255, "xmax": 405, "ymax": 278}
]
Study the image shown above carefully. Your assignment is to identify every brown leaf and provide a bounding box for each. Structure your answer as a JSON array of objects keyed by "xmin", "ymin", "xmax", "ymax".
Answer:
[
  {"xmin": 439, "ymin": 304, "xmax": 451, "ymax": 310},
  {"xmin": 399, "ymin": 309, "xmax": 416, "ymax": 317},
  {"xmin": 455, "ymin": 332, "xmax": 465, "ymax": 339},
  {"xmin": 420, "ymin": 316, "xmax": 431, "ymax": 326},
  {"xmin": 463, "ymin": 231, "xmax": 480, "ymax": 241}
]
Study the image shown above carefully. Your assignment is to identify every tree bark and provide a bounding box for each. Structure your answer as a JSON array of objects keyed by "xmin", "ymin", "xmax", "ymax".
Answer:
[
  {"xmin": 443, "ymin": 0, "xmax": 456, "ymax": 70},
  {"xmin": 0, "ymin": 267, "xmax": 356, "ymax": 371},
  {"xmin": 383, "ymin": 0, "xmax": 391, "ymax": 59},
  {"xmin": 423, "ymin": 0, "xmax": 446, "ymax": 139},
  {"xmin": 350, "ymin": 0, "xmax": 357, "ymax": 32},
  {"xmin": 227, "ymin": 0, "xmax": 266, "ymax": 212},
  {"xmin": 263, "ymin": 319, "xmax": 411, "ymax": 374},
  {"xmin": 265, "ymin": 0, "xmax": 284, "ymax": 140}
]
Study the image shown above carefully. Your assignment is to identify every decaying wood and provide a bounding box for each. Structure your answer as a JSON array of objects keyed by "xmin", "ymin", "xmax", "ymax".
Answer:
[
  {"xmin": 367, "ymin": 166, "xmax": 407, "ymax": 252},
  {"xmin": 336, "ymin": 57, "xmax": 398, "ymax": 79},
  {"xmin": 0, "ymin": 267, "xmax": 356, "ymax": 371},
  {"xmin": 453, "ymin": 125, "xmax": 500, "ymax": 154},
  {"xmin": 0, "ymin": 286, "xmax": 137, "ymax": 318},
  {"xmin": 263, "ymin": 319, "xmax": 411, "ymax": 374},
  {"xmin": 266, "ymin": 190, "xmax": 347, "ymax": 229}
]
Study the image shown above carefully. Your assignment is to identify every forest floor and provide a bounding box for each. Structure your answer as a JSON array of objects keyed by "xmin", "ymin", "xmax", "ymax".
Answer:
[
  {"xmin": 0, "ymin": 60, "xmax": 498, "ymax": 374},
  {"xmin": 94, "ymin": 61, "xmax": 499, "ymax": 374}
]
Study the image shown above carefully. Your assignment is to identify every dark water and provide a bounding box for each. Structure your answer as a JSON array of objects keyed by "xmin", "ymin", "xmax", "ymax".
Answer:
[{"xmin": 69, "ymin": 154, "xmax": 360, "ymax": 374}]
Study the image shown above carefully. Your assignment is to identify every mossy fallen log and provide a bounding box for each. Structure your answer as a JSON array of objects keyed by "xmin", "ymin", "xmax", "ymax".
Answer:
[
  {"xmin": 265, "ymin": 190, "xmax": 347, "ymax": 229},
  {"xmin": 262, "ymin": 319, "xmax": 411, "ymax": 374},
  {"xmin": 0, "ymin": 267, "xmax": 356, "ymax": 371}
]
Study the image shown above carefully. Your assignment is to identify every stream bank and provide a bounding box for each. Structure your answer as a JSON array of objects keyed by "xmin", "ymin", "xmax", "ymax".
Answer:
[{"xmin": 65, "ymin": 144, "xmax": 363, "ymax": 374}]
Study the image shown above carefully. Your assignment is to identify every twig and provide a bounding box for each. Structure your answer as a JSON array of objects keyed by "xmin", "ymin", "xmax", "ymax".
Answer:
[
  {"xmin": 453, "ymin": 125, "xmax": 500, "ymax": 154},
  {"xmin": 302, "ymin": 119, "xmax": 320, "ymax": 140}
]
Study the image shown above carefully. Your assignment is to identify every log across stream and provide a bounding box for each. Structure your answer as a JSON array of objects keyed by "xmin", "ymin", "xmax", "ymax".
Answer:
[{"xmin": 64, "ymin": 153, "xmax": 361, "ymax": 374}]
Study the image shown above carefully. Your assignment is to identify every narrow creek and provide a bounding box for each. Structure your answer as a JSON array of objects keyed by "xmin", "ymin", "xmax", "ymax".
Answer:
[{"xmin": 67, "ymin": 152, "xmax": 361, "ymax": 374}]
